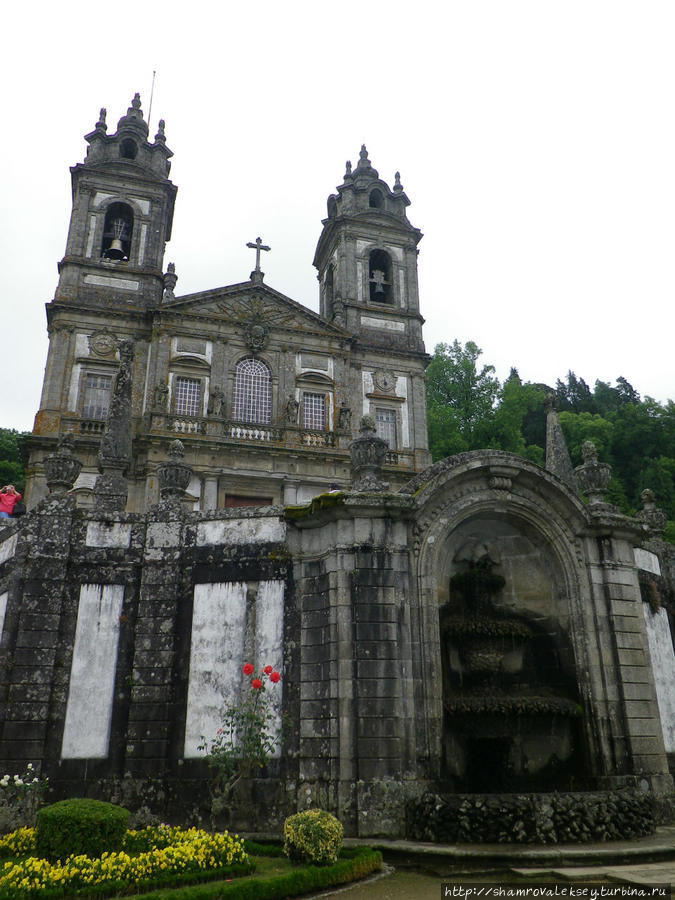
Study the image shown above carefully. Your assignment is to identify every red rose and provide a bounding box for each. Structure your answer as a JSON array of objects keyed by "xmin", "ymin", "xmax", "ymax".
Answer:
[
  {"xmin": 242, "ymin": 662, "xmax": 254, "ymax": 676},
  {"xmin": 263, "ymin": 665, "xmax": 273, "ymax": 675},
  {"xmin": 270, "ymin": 671, "xmax": 280, "ymax": 683},
  {"xmin": 251, "ymin": 678, "xmax": 262, "ymax": 690}
]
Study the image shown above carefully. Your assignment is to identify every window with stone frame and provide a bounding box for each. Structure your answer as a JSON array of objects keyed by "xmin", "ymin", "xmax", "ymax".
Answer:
[
  {"xmin": 173, "ymin": 376, "xmax": 202, "ymax": 417},
  {"xmin": 375, "ymin": 407, "xmax": 396, "ymax": 448},
  {"xmin": 232, "ymin": 358, "xmax": 271, "ymax": 424},
  {"xmin": 302, "ymin": 392, "xmax": 326, "ymax": 430},
  {"xmin": 82, "ymin": 373, "xmax": 112, "ymax": 420}
]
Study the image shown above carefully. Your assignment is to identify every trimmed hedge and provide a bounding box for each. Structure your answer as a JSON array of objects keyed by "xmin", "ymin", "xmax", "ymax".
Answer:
[
  {"xmin": 407, "ymin": 790, "xmax": 655, "ymax": 843},
  {"xmin": 87, "ymin": 846, "xmax": 382, "ymax": 900},
  {"xmin": 283, "ymin": 809, "xmax": 343, "ymax": 865},
  {"xmin": 35, "ymin": 798, "xmax": 129, "ymax": 861}
]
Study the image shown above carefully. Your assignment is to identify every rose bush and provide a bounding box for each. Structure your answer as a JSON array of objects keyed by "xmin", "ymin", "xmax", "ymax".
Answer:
[{"xmin": 199, "ymin": 663, "xmax": 282, "ymax": 820}]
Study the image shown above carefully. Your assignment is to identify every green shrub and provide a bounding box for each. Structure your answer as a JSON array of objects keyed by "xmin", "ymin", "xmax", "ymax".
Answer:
[
  {"xmin": 283, "ymin": 809, "xmax": 343, "ymax": 865},
  {"xmin": 35, "ymin": 798, "xmax": 129, "ymax": 861}
]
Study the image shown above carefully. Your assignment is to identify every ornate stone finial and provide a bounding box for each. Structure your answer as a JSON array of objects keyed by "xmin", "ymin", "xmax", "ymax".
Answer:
[
  {"xmin": 163, "ymin": 262, "xmax": 178, "ymax": 301},
  {"xmin": 359, "ymin": 144, "xmax": 369, "ymax": 161},
  {"xmin": 574, "ymin": 440, "xmax": 611, "ymax": 506},
  {"xmin": 349, "ymin": 415, "xmax": 389, "ymax": 492},
  {"xmin": 96, "ymin": 108, "xmax": 107, "ymax": 132},
  {"xmin": 394, "ymin": 171, "xmax": 403, "ymax": 193},
  {"xmin": 544, "ymin": 392, "xmax": 557, "ymax": 413},
  {"xmin": 545, "ymin": 397, "xmax": 575, "ymax": 490},
  {"xmin": 43, "ymin": 434, "xmax": 82, "ymax": 496},
  {"xmin": 130, "ymin": 93, "xmax": 142, "ymax": 113},
  {"xmin": 344, "ymin": 160, "xmax": 353, "ymax": 180},
  {"xmin": 636, "ymin": 488, "xmax": 668, "ymax": 538},
  {"xmin": 157, "ymin": 439, "xmax": 193, "ymax": 503},
  {"xmin": 155, "ymin": 119, "xmax": 166, "ymax": 144},
  {"xmin": 93, "ymin": 340, "xmax": 134, "ymax": 512}
]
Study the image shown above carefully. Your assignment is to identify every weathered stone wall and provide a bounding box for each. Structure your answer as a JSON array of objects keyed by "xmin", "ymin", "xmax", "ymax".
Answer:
[{"xmin": 0, "ymin": 449, "xmax": 673, "ymax": 836}]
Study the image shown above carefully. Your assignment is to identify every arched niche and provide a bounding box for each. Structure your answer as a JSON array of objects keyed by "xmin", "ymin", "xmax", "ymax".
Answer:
[{"xmin": 409, "ymin": 452, "xmax": 593, "ymax": 792}]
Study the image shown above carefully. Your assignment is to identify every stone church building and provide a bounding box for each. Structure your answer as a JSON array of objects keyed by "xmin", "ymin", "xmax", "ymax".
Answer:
[
  {"xmin": 1, "ymin": 96, "xmax": 674, "ymax": 837},
  {"xmin": 23, "ymin": 94, "xmax": 430, "ymax": 511}
]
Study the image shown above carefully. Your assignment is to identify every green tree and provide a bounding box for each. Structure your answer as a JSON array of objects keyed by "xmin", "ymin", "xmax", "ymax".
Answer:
[
  {"xmin": 557, "ymin": 411, "xmax": 614, "ymax": 464},
  {"xmin": 426, "ymin": 341, "xmax": 499, "ymax": 461},
  {"xmin": 0, "ymin": 429, "xmax": 26, "ymax": 495},
  {"xmin": 485, "ymin": 369, "xmax": 546, "ymax": 463}
]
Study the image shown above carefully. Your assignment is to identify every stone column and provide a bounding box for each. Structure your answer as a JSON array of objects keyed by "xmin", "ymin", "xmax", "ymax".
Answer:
[{"xmin": 287, "ymin": 492, "xmax": 417, "ymax": 837}]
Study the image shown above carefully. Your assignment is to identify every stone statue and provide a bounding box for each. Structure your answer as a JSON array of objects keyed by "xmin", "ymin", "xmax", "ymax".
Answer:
[
  {"xmin": 153, "ymin": 382, "xmax": 169, "ymax": 412},
  {"xmin": 338, "ymin": 403, "xmax": 352, "ymax": 431},
  {"xmin": 284, "ymin": 396, "xmax": 299, "ymax": 424},
  {"xmin": 208, "ymin": 386, "xmax": 225, "ymax": 418}
]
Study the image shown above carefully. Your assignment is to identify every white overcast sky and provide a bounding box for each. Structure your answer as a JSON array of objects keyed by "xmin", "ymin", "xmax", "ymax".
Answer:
[{"xmin": 2, "ymin": 1, "xmax": 674, "ymax": 433}]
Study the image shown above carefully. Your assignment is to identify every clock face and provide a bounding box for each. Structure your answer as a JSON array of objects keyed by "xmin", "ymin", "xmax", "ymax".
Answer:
[{"xmin": 374, "ymin": 369, "xmax": 396, "ymax": 393}]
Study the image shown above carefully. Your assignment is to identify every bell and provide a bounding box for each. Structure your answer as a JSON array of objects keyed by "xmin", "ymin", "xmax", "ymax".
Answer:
[
  {"xmin": 105, "ymin": 239, "xmax": 125, "ymax": 260},
  {"xmin": 374, "ymin": 280, "xmax": 385, "ymax": 294}
]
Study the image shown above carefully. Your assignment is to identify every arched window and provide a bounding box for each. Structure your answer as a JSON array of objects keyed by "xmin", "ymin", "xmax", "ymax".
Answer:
[
  {"xmin": 101, "ymin": 202, "xmax": 134, "ymax": 261},
  {"xmin": 120, "ymin": 139, "xmax": 138, "ymax": 160},
  {"xmin": 232, "ymin": 358, "xmax": 271, "ymax": 424},
  {"xmin": 368, "ymin": 249, "xmax": 393, "ymax": 303},
  {"xmin": 369, "ymin": 188, "xmax": 384, "ymax": 209}
]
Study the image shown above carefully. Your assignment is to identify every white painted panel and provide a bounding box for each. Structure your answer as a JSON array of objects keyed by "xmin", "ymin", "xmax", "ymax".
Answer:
[
  {"xmin": 67, "ymin": 363, "xmax": 81, "ymax": 411},
  {"xmin": 85, "ymin": 215, "xmax": 97, "ymax": 257},
  {"xmin": 0, "ymin": 592, "xmax": 7, "ymax": 641},
  {"xmin": 643, "ymin": 604, "xmax": 675, "ymax": 752},
  {"xmin": 83, "ymin": 275, "xmax": 140, "ymax": 292},
  {"xmin": 196, "ymin": 517, "xmax": 285, "ymax": 547},
  {"xmin": 138, "ymin": 223, "xmax": 147, "ymax": 265},
  {"xmin": 396, "ymin": 376, "xmax": 410, "ymax": 447},
  {"xmin": 634, "ymin": 548, "xmax": 661, "ymax": 576},
  {"xmin": 184, "ymin": 582, "xmax": 247, "ymax": 757},
  {"xmin": 128, "ymin": 196, "xmax": 151, "ymax": 215},
  {"xmin": 61, "ymin": 584, "xmax": 124, "ymax": 759},
  {"xmin": 254, "ymin": 581, "xmax": 284, "ymax": 754},
  {"xmin": 86, "ymin": 522, "xmax": 131, "ymax": 548},
  {"xmin": 360, "ymin": 316, "xmax": 405, "ymax": 332},
  {"xmin": 0, "ymin": 534, "xmax": 17, "ymax": 565},
  {"xmin": 92, "ymin": 191, "xmax": 115, "ymax": 208}
]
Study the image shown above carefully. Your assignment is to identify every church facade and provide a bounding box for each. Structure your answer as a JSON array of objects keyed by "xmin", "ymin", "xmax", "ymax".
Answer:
[
  {"xmin": 1, "ymin": 96, "xmax": 675, "ymax": 838},
  {"xmin": 23, "ymin": 96, "xmax": 431, "ymax": 511}
]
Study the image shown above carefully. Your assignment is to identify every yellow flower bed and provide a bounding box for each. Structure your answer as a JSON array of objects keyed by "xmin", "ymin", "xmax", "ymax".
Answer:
[{"xmin": 0, "ymin": 826, "xmax": 249, "ymax": 897}]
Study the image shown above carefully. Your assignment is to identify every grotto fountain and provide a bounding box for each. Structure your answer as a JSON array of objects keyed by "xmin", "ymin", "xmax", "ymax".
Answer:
[{"xmin": 439, "ymin": 537, "xmax": 582, "ymax": 795}]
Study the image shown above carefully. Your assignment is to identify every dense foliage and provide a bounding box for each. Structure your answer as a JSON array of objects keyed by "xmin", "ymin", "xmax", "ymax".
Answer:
[
  {"xmin": 0, "ymin": 430, "xmax": 26, "ymax": 495},
  {"xmin": 283, "ymin": 809, "xmax": 343, "ymax": 866},
  {"xmin": 426, "ymin": 342, "xmax": 675, "ymax": 537},
  {"xmin": 36, "ymin": 799, "xmax": 129, "ymax": 862}
]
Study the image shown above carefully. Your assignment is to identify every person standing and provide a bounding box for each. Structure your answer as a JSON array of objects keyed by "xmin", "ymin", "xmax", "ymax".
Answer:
[{"xmin": 0, "ymin": 485, "xmax": 21, "ymax": 519}]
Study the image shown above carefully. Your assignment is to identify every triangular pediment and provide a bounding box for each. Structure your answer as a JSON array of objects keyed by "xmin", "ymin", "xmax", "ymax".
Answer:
[{"xmin": 159, "ymin": 280, "xmax": 349, "ymax": 339}]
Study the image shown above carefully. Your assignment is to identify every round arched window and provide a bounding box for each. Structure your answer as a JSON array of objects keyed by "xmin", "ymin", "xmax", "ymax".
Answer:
[{"xmin": 232, "ymin": 358, "xmax": 271, "ymax": 424}]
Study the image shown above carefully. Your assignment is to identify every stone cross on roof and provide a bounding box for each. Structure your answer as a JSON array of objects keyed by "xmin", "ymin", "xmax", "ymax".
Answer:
[{"xmin": 246, "ymin": 236, "xmax": 270, "ymax": 273}]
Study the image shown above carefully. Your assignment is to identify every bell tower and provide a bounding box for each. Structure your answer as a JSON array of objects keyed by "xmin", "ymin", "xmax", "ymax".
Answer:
[
  {"xmin": 55, "ymin": 94, "xmax": 176, "ymax": 309},
  {"xmin": 314, "ymin": 147, "xmax": 431, "ymax": 471},
  {"xmin": 313, "ymin": 145, "xmax": 424, "ymax": 354}
]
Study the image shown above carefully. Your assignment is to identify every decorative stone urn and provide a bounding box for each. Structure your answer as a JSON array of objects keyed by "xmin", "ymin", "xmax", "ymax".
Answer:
[
  {"xmin": 636, "ymin": 488, "xmax": 667, "ymax": 537},
  {"xmin": 157, "ymin": 440, "xmax": 193, "ymax": 502},
  {"xmin": 349, "ymin": 415, "xmax": 388, "ymax": 492},
  {"xmin": 43, "ymin": 435, "xmax": 82, "ymax": 495},
  {"xmin": 574, "ymin": 440, "xmax": 611, "ymax": 505}
]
